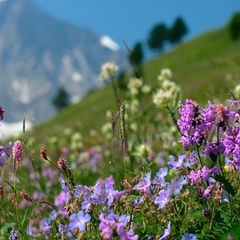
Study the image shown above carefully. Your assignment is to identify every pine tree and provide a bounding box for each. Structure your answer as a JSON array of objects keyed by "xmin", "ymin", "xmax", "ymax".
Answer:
[
  {"xmin": 52, "ymin": 86, "xmax": 70, "ymax": 111},
  {"xmin": 169, "ymin": 17, "xmax": 188, "ymax": 44},
  {"xmin": 147, "ymin": 23, "xmax": 168, "ymax": 52}
]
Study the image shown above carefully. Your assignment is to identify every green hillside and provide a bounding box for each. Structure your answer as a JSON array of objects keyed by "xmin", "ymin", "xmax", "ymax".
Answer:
[{"xmin": 28, "ymin": 25, "xmax": 240, "ymax": 144}]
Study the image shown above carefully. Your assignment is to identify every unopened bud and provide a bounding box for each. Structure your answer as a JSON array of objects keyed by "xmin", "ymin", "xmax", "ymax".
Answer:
[
  {"xmin": 0, "ymin": 185, "xmax": 3, "ymax": 200},
  {"xmin": 40, "ymin": 147, "xmax": 48, "ymax": 160},
  {"xmin": 57, "ymin": 158, "xmax": 69, "ymax": 175},
  {"xmin": 20, "ymin": 189, "xmax": 32, "ymax": 202}
]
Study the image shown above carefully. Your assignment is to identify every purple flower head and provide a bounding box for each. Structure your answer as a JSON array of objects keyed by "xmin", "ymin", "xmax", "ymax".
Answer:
[
  {"xmin": 200, "ymin": 166, "xmax": 211, "ymax": 181},
  {"xmin": 68, "ymin": 210, "xmax": 90, "ymax": 232},
  {"xmin": 0, "ymin": 142, "xmax": 12, "ymax": 166},
  {"xmin": 210, "ymin": 165, "xmax": 220, "ymax": 175},
  {"xmin": 183, "ymin": 151, "xmax": 198, "ymax": 167},
  {"xmin": 203, "ymin": 185, "xmax": 213, "ymax": 199},
  {"xmin": 133, "ymin": 171, "xmax": 152, "ymax": 195},
  {"xmin": 203, "ymin": 142, "xmax": 225, "ymax": 158},
  {"xmin": 134, "ymin": 195, "xmax": 145, "ymax": 206},
  {"xmin": 99, "ymin": 211, "xmax": 133, "ymax": 240},
  {"xmin": 152, "ymin": 167, "xmax": 168, "ymax": 187},
  {"xmin": 39, "ymin": 218, "xmax": 52, "ymax": 234},
  {"xmin": 117, "ymin": 225, "xmax": 139, "ymax": 240},
  {"xmin": 91, "ymin": 176, "xmax": 118, "ymax": 208},
  {"xmin": 168, "ymin": 154, "xmax": 185, "ymax": 170},
  {"xmin": 54, "ymin": 191, "xmax": 69, "ymax": 217},
  {"xmin": 154, "ymin": 189, "xmax": 170, "ymax": 209},
  {"xmin": 159, "ymin": 221, "xmax": 171, "ymax": 240},
  {"xmin": 182, "ymin": 233, "xmax": 198, "ymax": 240},
  {"xmin": 171, "ymin": 175, "xmax": 188, "ymax": 195},
  {"xmin": 81, "ymin": 187, "xmax": 93, "ymax": 212},
  {"xmin": 59, "ymin": 174, "xmax": 70, "ymax": 194},
  {"xmin": 177, "ymin": 100, "xmax": 204, "ymax": 148},
  {"xmin": 9, "ymin": 228, "xmax": 19, "ymax": 240},
  {"xmin": 74, "ymin": 184, "xmax": 84, "ymax": 198},
  {"xmin": 188, "ymin": 170, "xmax": 201, "ymax": 185},
  {"xmin": 92, "ymin": 179, "xmax": 107, "ymax": 204},
  {"xmin": 58, "ymin": 224, "xmax": 73, "ymax": 238}
]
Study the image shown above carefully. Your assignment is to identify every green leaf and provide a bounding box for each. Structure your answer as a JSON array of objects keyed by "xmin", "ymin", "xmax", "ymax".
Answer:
[
  {"xmin": 0, "ymin": 222, "xmax": 16, "ymax": 235},
  {"xmin": 21, "ymin": 208, "xmax": 30, "ymax": 228},
  {"xmin": 214, "ymin": 175, "xmax": 236, "ymax": 196}
]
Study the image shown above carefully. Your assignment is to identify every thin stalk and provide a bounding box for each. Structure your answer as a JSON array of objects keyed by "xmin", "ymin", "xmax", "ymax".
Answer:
[
  {"xmin": 165, "ymin": 104, "xmax": 181, "ymax": 134},
  {"xmin": 196, "ymin": 146, "xmax": 203, "ymax": 168}
]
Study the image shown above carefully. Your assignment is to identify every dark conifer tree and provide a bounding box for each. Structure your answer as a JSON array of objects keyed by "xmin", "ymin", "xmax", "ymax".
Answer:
[
  {"xmin": 52, "ymin": 86, "xmax": 70, "ymax": 111},
  {"xmin": 147, "ymin": 23, "xmax": 168, "ymax": 52},
  {"xmin": 169, "ymin": 17, "xmax": 188, "ymax": 44}
]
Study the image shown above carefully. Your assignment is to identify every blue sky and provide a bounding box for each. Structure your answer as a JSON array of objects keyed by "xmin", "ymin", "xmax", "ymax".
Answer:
[{"xmin": 32, "ymin": 0, "xmax": 240, "ymax": 50}]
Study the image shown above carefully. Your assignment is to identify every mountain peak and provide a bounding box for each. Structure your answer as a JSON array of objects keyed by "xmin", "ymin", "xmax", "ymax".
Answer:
[{"xmin": 0, "ymin": 0, "xmax": 128, "ymax": 123}]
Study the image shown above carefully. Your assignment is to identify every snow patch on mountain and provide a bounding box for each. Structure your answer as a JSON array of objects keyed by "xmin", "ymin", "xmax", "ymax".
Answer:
[
  {"xmin": 100, "ymin": 35, "xmax": 119, "ymax": 51},
  {"xmin": 0, "ymin": 120, "xmax": 33, "ymax": 137}
]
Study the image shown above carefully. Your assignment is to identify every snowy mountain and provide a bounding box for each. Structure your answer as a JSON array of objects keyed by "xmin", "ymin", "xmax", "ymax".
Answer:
[{"xmin": 0, "ymin": 0, "xmax": 128, "ymax": 124}]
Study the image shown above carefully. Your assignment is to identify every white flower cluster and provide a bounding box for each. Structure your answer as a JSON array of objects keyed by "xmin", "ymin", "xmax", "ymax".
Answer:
[
  {"xmin": 153, "ymin": 68, "xmax": 181, "ymax": 109},
  {"xmin": 135, "ymin": 143, "xmax": 152, "ymax": 158},
  {"xmin": 234, "ymin": 84, "xmax": 240, "ymax": 98},
  {"xmin": 99, "ymin": 62, "xmax": 118, "ymax": 81},
  {"xmin": 127, "ymin": 77, "xmax": 151, "ymax": 97}
]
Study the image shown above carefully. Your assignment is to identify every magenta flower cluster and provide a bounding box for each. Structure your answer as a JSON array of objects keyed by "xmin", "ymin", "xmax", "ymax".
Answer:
[{"xmin": 178, "ymin": 99, "xmax": 240, "ymax": 171}]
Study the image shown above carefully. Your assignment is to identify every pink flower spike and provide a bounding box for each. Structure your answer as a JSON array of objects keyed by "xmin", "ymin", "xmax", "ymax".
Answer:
[{"xmin": 12, "ymin": 140, "xmax": 23, "ymax": 163}]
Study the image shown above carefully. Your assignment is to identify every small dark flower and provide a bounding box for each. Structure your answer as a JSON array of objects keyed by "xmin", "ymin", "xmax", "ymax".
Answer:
[
  {"xmin": 0, "ymin": 185, "xmax": 3, "ymax": 200},
  {"xmin": 40, "ymin": 147, "xmax": 48, "ymax": 160},
  {"xmin": 0, "ymin": 105, "xmax": 4, "ymax": 120},
  {"xmin": 57, "ymin": 158, "xmax": 69, "ymax": 175},
  {"xmin": 202, "ymin": 208, "xmax": 210, "ymax": 217},
  {"xmin": 20, "ymin": 189, "xmax": 32, "ymax": 202}
]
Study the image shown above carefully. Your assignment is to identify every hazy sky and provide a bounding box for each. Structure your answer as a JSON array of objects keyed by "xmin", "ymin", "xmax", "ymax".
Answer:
[{"xmin": 32, "ymin": 1, "xmax": 240, "ymax": 50}]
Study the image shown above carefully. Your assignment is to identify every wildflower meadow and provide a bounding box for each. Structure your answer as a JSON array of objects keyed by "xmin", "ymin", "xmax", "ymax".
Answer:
[{"xmin": 1, "ymin": 63, "xmax": 240, "ymax": 240}]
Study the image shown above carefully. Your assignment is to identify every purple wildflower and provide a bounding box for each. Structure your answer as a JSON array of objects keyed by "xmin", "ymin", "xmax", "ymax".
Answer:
[
  {"xmin": 39, "ymin": 218, "xmax": 52, "ymax": 234},
  {"xmin": 168, "ymin": 154, "xmax": 185, "ymax": 170},
  {"xmin": 117, "ymin": 225, "xmax": 139, "ymax": 240},
  {"xmin": 58, "ymin": 224, "xmax": 74, "ymax": 238},
  {"xmin": 68, "ymin": 210, "xmax": 90, "ymax": 232},
  {"xmin": 183, "ymin": 151, "xmax": 198, "ymax": 167},
  {"xmin": 203, "ymin": 185, "xmax": 213, "ymax": 199},
  {"xmin": 152, "ymin": 167, "xmax": 168, "ymax": 187},
  {"xmin": 182, "ymin": 233, "xmax": 198, "ymax": 240},
  {"xmin": 91, "ymin": 176, "xmax": 118, "ymax": 208},
  {"xmin": 172, "ymin": 175, "xmax": 188, "ymax": 195},
  {"xmin": 59, "ymin": 174, "xmax": 70, "ymax": 194},
  {"xmin": 200, "ymin": 166, "xmax": 211, "ymax": 181},
  {"xmin": 9, "ymin": 228, "xmax": 19, "ymax": 240},
  {"xmin": 154, "ymin": 189, "xmax": 170, "ymax": 209},
  {"xmin": 99, "ymin": 211, "xmax": 138, "ymax": 240},
  {"xmin": 159, "ymin": 221, "xmax": 171, "ymax": 240},
  {"xmin": 188, "ymin": 170, "xmax": 201, "ymax": 185},
  {"xmin": 133, "ymin": 171, "xmax": 152, "ymax": 195},
  {"xmin": 203, "ymin": 142, "xmax": 225, "ymax": 157},
  {"xmin": 74, "ymin": 184, "xmax": 84, "ymax": 198},
  {"xmin": 81, "ymin": 188, "xmax": 92, "ymax": 212},
  {"xmin": 0, "ymin": 141, "xmax": 12, "ymax": 166},
  {"xmin": 54, "ymin": 191, "xmax": 69, "ymax": 217}
]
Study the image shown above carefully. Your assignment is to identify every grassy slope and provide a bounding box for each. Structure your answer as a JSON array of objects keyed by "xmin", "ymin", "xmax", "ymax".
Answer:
[{"xmin": 29, "ymin": 26, "xmax": 240, "ymax": 143}]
